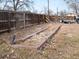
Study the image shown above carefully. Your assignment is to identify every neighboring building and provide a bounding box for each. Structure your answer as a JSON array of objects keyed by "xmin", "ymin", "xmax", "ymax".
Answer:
[{"xmin": 66, "ymin": 13, "xmax": 77, "ymax": 16}]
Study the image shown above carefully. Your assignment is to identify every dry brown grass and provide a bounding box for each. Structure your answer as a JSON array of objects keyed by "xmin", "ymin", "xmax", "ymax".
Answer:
[{"xmin": 1, "ymin": 24, "xmax": 79, "ymax": 59}]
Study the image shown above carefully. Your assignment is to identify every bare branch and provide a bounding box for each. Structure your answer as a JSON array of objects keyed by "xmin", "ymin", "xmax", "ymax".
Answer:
[{"xmin": 0, "ymin": 0, "xmax": 33, "ymax": 11}]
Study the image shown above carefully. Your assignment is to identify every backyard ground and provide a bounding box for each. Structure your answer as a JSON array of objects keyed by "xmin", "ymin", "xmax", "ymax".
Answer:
[
  {"xmin": 42, "ymin": 24, "xmax": 79, "ymax": 59},
  {"xmin": 0, "ymin": 23, "xmax": 79, "ymax": 59},
  {"xmin": 0, "ymin": 23, "xmax": 49, "ymax": 44}
]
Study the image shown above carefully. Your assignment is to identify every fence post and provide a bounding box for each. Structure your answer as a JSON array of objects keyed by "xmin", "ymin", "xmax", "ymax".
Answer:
[
  {"xmin": 8, "ymin": 12, "xmax": 11, "ymax": 32},
  {"xmin": 10, "ymin": 12, "xmax": 16, "ymax": 44},
  {"xmin": 23, "ymin": 13, "xmax": 26, "ymax": 29}
]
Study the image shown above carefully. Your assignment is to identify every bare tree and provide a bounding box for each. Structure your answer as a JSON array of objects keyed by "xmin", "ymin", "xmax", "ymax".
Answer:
[
  {"xmin": 64, "ymin": 0, "xmax": 79, "ymax": 14},
  {"xmin": 48, "ymin": 0, "xmax": 49, "ymax": 17},
  {"xmin": 0, "ymin": 0, "xmax": 33, "ymax": 11},
  {"xmin": 69, "ymin": 2, "xmax": 79, "ymax": 13},
  {"xmin": 40, "ymin": 7, "xmax": 47, "ymax": 15},
  {"xmin": 0, "ymin": 0, "xmax": 33, "ymax": 44},
  {"xmin": 42, "ymin": 7, "xmax": 53, "ymax": 15},
  {"xmin": 59, "ymin": 11, "xmax": 66, "ymax": 16}
]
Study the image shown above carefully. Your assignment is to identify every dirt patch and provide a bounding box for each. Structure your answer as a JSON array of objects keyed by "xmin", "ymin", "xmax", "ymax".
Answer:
[
  {"xmin": 1, "ymin": 24, "xmax": 79, "ymax": 59},
  {"xmin": 0, "ymin": 23, "xmax": 48, "ymax": 44},
  {"xmin": 42, "ymin": 24, "xmax": 79, "ymax": 59}
]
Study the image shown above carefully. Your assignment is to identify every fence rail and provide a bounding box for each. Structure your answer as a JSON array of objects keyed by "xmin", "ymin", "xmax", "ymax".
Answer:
[{"xmin": 0, "ymin": 10, "xmax": 75, "ymax": 33}]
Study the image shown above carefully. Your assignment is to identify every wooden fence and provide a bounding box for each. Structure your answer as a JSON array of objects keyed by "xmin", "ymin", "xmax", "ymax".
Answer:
[
  {"xmin": 0, "ymin": 10, "xmax": 75, "ymax": 33},
  {"xmin": 0, "ymin": 11, "xmax": 47, "ymax": 33}
]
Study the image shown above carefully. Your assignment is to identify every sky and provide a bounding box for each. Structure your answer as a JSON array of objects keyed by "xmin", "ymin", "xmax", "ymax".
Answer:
[
  {"xmin": 32, "ymin": 0, "xmax": 70, "ymax": 13},
  {"xmin": 0, "ymin": 0, "xmax": 71, "ymax": 13}
]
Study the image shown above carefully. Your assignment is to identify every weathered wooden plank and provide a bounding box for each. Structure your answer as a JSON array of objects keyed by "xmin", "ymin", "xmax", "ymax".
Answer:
[
  {"xmin": 11, "ymin": 25, "xmax": 62, "ymax": 50},
  {"xmin": 16, "ymin": 26, "xmax": 49, "ymax": 43},
  {"xmin": 36, "ymin": 25, "xmax": 62, "ymax": 50}
]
